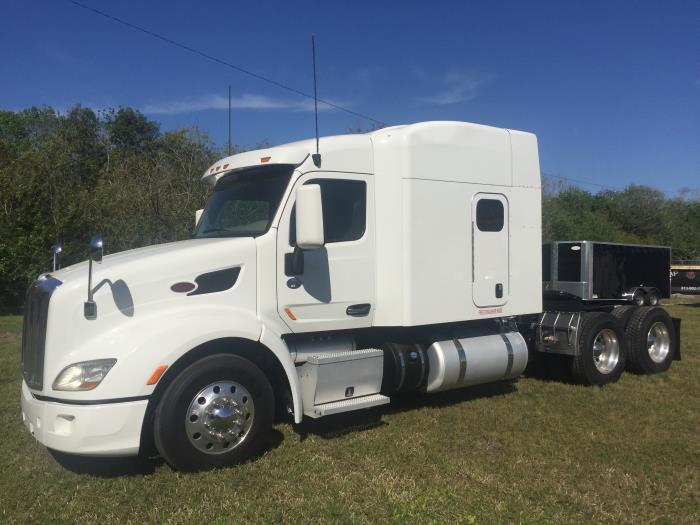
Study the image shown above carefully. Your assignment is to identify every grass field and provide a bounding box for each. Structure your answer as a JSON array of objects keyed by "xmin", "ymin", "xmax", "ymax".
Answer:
[{"xmin": 1, "ymin": 302, "xmax": 698, "ymax": 524}]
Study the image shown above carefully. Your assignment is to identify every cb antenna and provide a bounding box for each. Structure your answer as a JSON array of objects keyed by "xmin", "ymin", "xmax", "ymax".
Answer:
[
  {"xmin": 228, "ymin": 85, "xmax": 232, "ymax": 155},
  {"xmin": 311, "ymin": 35, "xmax": 321, "ymax": 167}
]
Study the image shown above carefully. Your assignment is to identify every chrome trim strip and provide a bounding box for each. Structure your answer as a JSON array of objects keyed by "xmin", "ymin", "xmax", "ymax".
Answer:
[{"xmin": 33, "ymin": 393, "xmax": 150, "ymax": 405}]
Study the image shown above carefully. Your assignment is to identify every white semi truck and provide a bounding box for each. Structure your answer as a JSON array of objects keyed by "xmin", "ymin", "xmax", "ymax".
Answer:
[{"xmin": 20, "ymin": 121, "xmax": 681, "ymax": 471}]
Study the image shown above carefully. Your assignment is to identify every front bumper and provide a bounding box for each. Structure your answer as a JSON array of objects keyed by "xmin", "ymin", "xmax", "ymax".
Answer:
[{"xmin": 20, "ymin": 380, "xmax": 148, "ymax": 457}]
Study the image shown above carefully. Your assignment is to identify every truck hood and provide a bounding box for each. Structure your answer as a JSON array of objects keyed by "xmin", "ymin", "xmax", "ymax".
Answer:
[
  {"xmin": 52, "ymin": 237, "xmax": 243, "ymax": 283},
  {"xmin": 48, "ymin": 236, "xmax": 256, "ymax": 322},
  {"xmin": 31, "ymin": 236, "xmax": 259, "ymax": 397}
]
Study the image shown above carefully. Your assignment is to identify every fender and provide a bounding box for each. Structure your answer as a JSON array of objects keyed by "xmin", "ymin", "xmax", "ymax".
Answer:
[
  {"xmin": 144, "ymin": 313, "xmax": 302, "ymax": 423},
  {"xmin": 260, "ymin": 323, "xmax": 303, "ymax": 423}
]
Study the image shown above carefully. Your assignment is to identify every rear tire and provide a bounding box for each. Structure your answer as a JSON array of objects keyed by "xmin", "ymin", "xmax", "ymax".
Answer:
[
  {"xmin": 625, "ymin": 307, "xmax": 675, "ymax": 374},
  {"xmin": 610, "ymin": 305, "xmax": 637, "ymax": 330},
  {"xmin": 153, "ymin": 354, "xmax": 274, "ymax": 472},
  {"xmin": 571, "ymin": 312, "xmax": 626, "ymax": 386}
]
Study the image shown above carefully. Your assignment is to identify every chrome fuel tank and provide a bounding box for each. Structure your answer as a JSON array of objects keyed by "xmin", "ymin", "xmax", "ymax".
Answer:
[{"xmin": 423, "ymin": 331, "xmax": 528, "ymax": 392}]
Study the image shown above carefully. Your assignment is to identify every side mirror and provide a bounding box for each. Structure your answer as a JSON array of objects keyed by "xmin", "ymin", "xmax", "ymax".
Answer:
[
  {"xmin": 295, "ymin": 184, "xmax": 324, "ymax": 250},
  {"xmin": 51, "ymin": 243, "xmax": 62, "ymax": 272},
  {"xmin": 195, "ymin": 208, "xmax": 203, "ymax": 227},
  {"xmin": 89, "ymin": 234, "xmax": 103, "ymax": 263}
]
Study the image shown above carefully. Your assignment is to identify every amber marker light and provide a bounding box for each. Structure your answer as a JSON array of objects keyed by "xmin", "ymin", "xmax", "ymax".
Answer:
[
  {"xmin": 147, "ymin": 365, "xmax": 169, "ymax": 385},
  {"xmin": 260, "ymin": 156, "xmax": 271, "ymax": 163},
  {"xmin": 284, "ymin": 308, "xmax": 297, "ymax": 320}
]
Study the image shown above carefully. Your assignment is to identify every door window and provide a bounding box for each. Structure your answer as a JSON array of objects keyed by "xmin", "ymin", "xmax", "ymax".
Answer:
[{"xmin": 290, "ymin": 179, "xmax": 366, "ymax": 245}]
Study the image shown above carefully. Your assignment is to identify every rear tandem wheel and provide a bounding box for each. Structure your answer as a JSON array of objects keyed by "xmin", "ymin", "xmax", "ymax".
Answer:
[
  {"xmin": 624, "ymin": 306, "xmax": 676, "ymax": 374},
  {"xmin": 571, "ymin": 312, "xmax": 626, "ymax": 386}
]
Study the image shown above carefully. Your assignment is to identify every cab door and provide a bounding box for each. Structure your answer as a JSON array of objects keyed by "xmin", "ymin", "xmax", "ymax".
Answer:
[
  {"xmin": 472, "ymin": 193, "xmax": 509, "ymax": 307},
  {"xmin": 276, "ymin": 172, "xmax": 375, "ymax": 332}
]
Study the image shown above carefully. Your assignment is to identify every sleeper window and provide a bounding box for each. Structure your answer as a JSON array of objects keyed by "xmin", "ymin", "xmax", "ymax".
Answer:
[
  {"xmin": 290, "ymin": 179, "xmax": 366, "ymax": 245},
  {"xmin": 476, "ymin": 198, "xmax": 504, "ymax": 232}
]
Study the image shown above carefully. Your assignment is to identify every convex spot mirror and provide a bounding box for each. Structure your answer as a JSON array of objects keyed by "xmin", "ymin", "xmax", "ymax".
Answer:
[
  {"xmin": 51, "ymin": 243, "xmax": 62, "ymax": 271},
  {"xmin": 295, "ymin": 184, "xmax": 324, "ymax": 250}
]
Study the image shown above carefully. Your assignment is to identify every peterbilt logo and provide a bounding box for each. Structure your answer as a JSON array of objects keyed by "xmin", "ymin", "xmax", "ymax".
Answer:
[{"xmin": 688, "ymin": 271, "xmax": 696, "ymax": 280}]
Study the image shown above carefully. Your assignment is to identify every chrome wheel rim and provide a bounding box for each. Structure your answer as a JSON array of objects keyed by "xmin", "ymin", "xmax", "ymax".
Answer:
[
  {"xmin": 647, "ymin": 322, "xmax": 670, "ymax": 364},
  {"xmin": 592, "ymin": 328, "xmax": 620, "ymax": 374},
  {"xmin": 186, "ymin": 381, "xmax": 254, "ymax": 455}
]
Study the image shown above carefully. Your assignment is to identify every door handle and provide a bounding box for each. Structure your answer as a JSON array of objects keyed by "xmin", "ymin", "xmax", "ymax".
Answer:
[
  {"xmin": 495, "ymin": 283, "xmax": 503, "ymax": 298},
  {"xmin": 346, "ymin": 303, "xmax": 371, "ymax": 317}
]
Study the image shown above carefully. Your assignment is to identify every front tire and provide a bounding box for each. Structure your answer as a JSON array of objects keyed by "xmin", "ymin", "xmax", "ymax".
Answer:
[
  {"xmin": 571, "ymin": 312, "xmax": 626, "ymax": 386},
  {"xmin": 625, "ymin": 307, "xmax": 676, "ymax": 374},
  {"xmin": 153, "ymin": 354, "xmax": 274, "ymax": 472},
  {"xmin": 632, "ymin": 290, "xmax": 646, "ymax": 306}
]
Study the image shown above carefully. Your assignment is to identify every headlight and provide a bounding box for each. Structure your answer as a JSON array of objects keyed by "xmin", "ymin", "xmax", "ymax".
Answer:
[{"xmin": 52, "ymin": 359, "xmax": 117, "ymax": 391}]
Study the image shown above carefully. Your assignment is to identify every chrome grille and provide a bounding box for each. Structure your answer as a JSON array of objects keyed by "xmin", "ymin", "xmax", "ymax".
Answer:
[{"xmin": 21, "ymin": 277, "xmax": 61, "ymax": 390}]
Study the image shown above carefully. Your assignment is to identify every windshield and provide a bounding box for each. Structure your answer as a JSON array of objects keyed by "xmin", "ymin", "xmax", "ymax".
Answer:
[{"xmin": 194, "ymin": 165, "xmax": 294, "ymax": 238}]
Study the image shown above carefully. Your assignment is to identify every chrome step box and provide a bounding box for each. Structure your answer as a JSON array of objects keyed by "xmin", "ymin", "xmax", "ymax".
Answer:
[{"xmin": 298, "ymin": 348, "xmax": 385, "ymax": 418}]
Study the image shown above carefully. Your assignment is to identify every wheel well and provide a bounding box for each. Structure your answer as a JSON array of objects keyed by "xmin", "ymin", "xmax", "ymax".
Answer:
[{"xmin": 139, "ymin": 337, "xmax": 292, "ymax": 457}]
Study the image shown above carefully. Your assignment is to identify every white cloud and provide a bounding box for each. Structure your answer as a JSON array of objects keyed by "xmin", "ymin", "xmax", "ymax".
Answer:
[
  {"xmin": 142, "ymin": 93, "xmax": 334, "ymax": 115},
  {"xmin": 421, "ymin": 70, "xmax": 494, "ymax": 105}
]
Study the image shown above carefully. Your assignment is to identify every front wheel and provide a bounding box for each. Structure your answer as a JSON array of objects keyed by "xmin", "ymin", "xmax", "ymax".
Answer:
[
  {"xmin": 571, "ymin": 312, "xmax": 626, "ymax": 386},
  {"xmin": 153, "ymin": 354, "xmax": 274, "ymax": 471},
  {"xmin": 632, "ymin": 290, "xmax": 646, "ymax": 306}
]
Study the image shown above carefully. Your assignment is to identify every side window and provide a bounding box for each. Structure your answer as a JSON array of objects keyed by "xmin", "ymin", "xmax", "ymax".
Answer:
[
  {"xmin": 476, "ymin": 198, "xmax": 504, "ymax": 232},
  {"xmin": 290, "ymin": 179, "xmax": 366, "ymax": 245}
]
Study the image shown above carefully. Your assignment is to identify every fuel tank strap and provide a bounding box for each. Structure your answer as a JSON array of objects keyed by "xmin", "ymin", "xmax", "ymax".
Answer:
[
  {"xmin": 453, "ymin": 338, "xmax": 467, "ymax": 383},
  {"xmin": 501, "ymin": 334, "xmax": 514, "ymax": 377}
]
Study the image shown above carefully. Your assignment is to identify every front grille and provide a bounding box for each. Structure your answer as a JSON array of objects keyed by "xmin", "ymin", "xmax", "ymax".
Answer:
[{"xmin": 21, "ymin": 277, "xmax": 61, "ymax": 390}]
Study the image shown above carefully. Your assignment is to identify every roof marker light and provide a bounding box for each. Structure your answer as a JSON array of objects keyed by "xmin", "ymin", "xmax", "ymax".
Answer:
[
  {"xmin": 260, "ymin": 156, "xmax": 271, "ymax": 163},
  {"xmin": 223, "ymin": 163, "xmax": 229, "ymax": 169}
]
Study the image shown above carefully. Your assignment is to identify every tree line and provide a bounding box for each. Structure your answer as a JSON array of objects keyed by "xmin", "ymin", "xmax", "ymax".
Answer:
[{"xmin": 1, "ymin": 106, "xmax": 698, "ymax": 313}]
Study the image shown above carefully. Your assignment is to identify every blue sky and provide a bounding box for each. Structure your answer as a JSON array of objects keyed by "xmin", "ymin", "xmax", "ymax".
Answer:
[{"xmin": 2, "ymin": 0, "xmax": 698, "ymax": 193}]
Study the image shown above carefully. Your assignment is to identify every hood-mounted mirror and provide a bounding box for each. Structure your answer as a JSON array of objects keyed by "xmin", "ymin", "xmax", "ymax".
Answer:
[
  {"xmin": 89, "ymin": 234, "xmax": 103, "ymax": 263},
  {"xmin": 51, "ymin": 243, "xmax": 62, "ymax": 272}
]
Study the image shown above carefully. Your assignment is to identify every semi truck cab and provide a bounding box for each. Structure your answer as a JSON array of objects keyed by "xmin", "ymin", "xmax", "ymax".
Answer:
[{"xmin": 20, "ymin": 121, "xmax": 679, "ymax": 471}]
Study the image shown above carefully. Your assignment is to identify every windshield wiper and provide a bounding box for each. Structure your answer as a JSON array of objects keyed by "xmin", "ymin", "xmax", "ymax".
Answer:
[{"xmin": 200, "ymin": 228, "xmax": 231, "ymax": 234}]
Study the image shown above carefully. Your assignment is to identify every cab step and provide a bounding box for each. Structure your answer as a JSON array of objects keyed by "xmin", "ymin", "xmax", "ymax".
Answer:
[{"xmin": 308, "ymin": 393, "xmax": 390, "ymax": 418}]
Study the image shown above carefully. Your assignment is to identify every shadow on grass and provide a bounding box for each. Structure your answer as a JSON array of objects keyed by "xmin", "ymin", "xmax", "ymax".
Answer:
[
  {"xmin": 48, "ymin": 451, "xmax": 164, "ymax": 477},
  {"xmin": 523, "ymin": 353, "xmax": 575, "ymax": 384},
  {"xmin": 296, "ymin": 381, "xmax": 518, "ymax": 441},
  {"xmin": 49, "ymin": 429, "xmax": 285, "ymax": 477}
]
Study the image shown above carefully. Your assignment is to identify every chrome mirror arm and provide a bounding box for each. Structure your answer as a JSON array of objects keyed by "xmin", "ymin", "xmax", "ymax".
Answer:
[{"xmin": 84, "ymin": 234, "xmax": 103, "ymax": 320}]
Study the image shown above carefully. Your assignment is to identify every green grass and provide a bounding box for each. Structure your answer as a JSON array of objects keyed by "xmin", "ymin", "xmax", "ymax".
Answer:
[{"xmin": 1, "ymin": 301, "xmax": 699, "ymax": 524}]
